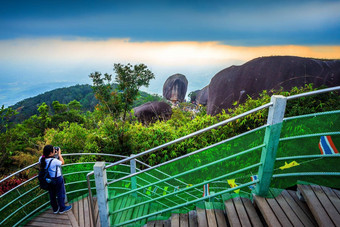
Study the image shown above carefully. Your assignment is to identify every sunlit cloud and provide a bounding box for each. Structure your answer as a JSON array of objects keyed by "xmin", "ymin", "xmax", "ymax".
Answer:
[
  {"xmin": 0, "ymin": 38, "xmax": 339, "ymax": 106},
  {"xmin": 1, "ymin": 38, "xmax": 340, "ymax": 65}
]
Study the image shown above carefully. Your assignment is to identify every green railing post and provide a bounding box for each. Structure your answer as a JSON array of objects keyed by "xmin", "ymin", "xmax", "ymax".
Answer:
[
  {"xmin": 94, "ymin": 162, "xmax": 110, "ymax": 227},
  {"xmin": 255, "ymin": 95, "xmax": 287, "ymax": 196},
  {"xmin": 130, "ymin": 155, "xmax": 137, "ymax": 197}
]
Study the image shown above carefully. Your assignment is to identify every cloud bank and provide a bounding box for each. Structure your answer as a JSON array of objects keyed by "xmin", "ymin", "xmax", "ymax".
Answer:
[{"xmin": 1, "ymin": 38, "xmax": 340, "ymax": 106}]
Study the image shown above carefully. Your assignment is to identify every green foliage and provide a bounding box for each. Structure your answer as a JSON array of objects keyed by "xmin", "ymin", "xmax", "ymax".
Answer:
[
  {"xmin": 90, "ymin": 63, "xmax": 155, "ymax": 122},
  {"xmin": 0, "ymin": 105, "xmax": 18, "ymax": 132},
  {"xmin": 188, "ymin": 90, "xmax": 199, "ymax": 103},
  {"xmin": 1, "ymin": 84, "xmax": 339, "ymax": 178}
]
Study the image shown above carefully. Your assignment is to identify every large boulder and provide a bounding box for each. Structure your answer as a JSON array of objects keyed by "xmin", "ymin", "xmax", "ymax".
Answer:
[
  {"xmin": 207, "ymin": 56, "xmax": 340, "ymax": 115},
  {"xmin": 163, "ymin": 74, "xmax": 188, "ymax": 103},
  {"xmin": 196, "ymin": 85, "xmax": 209, "ymax": 106},
  {"xmin": 134, "ymin": 101, "xmax": 172, "ymax": 124}
]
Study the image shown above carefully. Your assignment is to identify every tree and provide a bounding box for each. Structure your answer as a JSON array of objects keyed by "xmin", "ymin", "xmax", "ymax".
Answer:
[
  {"xmin": 0, "ymin": 105, "xmax": 18, "ymax": 132},
  {"xmin": 68, "ymin": 100, "xmax": 82, "ymax": 111},
  {"xmin": 89, "ymin": 63, "xmax": 155, "ymax": 121},
  {"xmin": 89, "ymin": 63, "xmax": 155, "ymax": 154},
  {"xmin": 89, "ymin": 72, "xmax": 122, "ymax": 117},
  {"xmin": 114, "ymin": 63, "xmax": 155, "ymax": 121},
  {"xmin": 52, "ymin": 101, "xmax": 67, "ymax": 114}
]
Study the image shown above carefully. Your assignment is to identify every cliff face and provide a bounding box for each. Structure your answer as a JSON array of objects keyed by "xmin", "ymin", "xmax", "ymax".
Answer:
[{"xmin": 207, "ymin": 56, "xmax": 340, "ymax": 115}]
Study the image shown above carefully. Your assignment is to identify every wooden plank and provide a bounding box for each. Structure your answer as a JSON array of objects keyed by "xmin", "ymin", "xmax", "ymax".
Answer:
[
  {"xmin": 196, "ymin": 207, "xmax": 208, "ymax": 227},
  {"xmin": 131, "ymin": 198, "xmax": 141, "ymax": 221},
  {"xmin": 224, "ymin": 199, "xmax": 241, "ymax": 227},
  {"xmin": 40, "ymin": 212, "xmax": 70, "ymax": 220},
  {"xmin": 26, "ymin": 221, "xmax": 72, "ymax": 227},
  {"xmin": 155, "ymin": 220, "xmax": 164, "ymax": 227},
  {"xmin": 171, "ymin": 213, "xmax": 180, "ymax": 227},
  {"xmin": 121, "ymin": 196, "xmax": 136, "ymax": 224},
  {"xmin": 179, "ymin": 213, "xmax": 189, "ymax": 227},
  {"xmin": 139, "ymin": 203, "xmax": 150, "ymax": 226},
  {"xmin": 254, "ymin": 195, "xmax": 281, "ymax": 227},
  {"xmin": 164, "ymin": 219, "xmax": 171, "ymax": 227},
  {"xmin": 265, "ymin": 195, "xmax": 292, "ymax": 226},
  {"xmin": 147, "ymin": 220, "xmax": 155, "ymax": 227},
  {"xmin": 214, "ymin": 209, "xmax": 227, "ymax": 227},
  {"xmin": 78, "ymin": 196, "xmax": 84, "ymax": 227},
  {"xmin": 93, "ymin": 198, "xmax": 100, "ymax": 227},
  {"xmin": 281, "ymin": 190, "xmax": 316, "ymax": 227},
  {"xmin": 188, "ymin": 210, "xmax": 198, "ymax": 227},
  {"xmin": 312, "ymin": 185, "xmax": 340, "ymax": 225},
  {"xmin": 83, "ymin": 197, "xmax": 91, "ymax": 227},
  {"xmin": 287, "ymin": 190, "xmax": 316, "ymax": 224},
  {"xmin": 270, "ymin": 189, "xmax": 303, "ymax": 227},
  {"xmin": 205, "ymin": 202, "xmax": 217, "ymax": 227},
  {"xmin": 298, "ymin": 184, "xmax": 335, "ymax": 227},
  {"xmin": 321, "ymin": 186, "xmax": 340, "ymax": 213},
  {"xmin": 67, "ymin": 211, "xmax": 79, "ymax": 227},
  {"xmin": 30, "ymin": 217, "xmax": 71, "ymax": 225},
  {"xmin": 114, "ymin": 196, "xmax": 129, "ymax": 224},
  {"xmin": 233, "ymin": 197, "xmax": 252, "ymax": 227},
  {"xmin": 241, "ymin": 198, "xmax": 263, "ymax": 227},
  {"xmin": 333, "ymin": 189, "xmax": 340, "ymax": 200},
  {"xmin": 72, "ymin": 198, "xmax": 79, "ymax": 224}
]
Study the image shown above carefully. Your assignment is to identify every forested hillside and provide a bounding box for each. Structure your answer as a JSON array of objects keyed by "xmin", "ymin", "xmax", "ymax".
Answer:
[{"xmin": 9, "ymin": 84, "xmax": 163, "ymax": 124}]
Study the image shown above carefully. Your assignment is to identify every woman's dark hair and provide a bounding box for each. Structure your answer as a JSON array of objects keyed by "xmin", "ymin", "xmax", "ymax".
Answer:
[{"xmin": 40, "ymin": 145, "xmax": 54, "ymax": 169}]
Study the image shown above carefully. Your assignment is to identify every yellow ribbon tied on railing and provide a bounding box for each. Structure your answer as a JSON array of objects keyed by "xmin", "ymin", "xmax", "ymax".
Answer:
[
  {"xmin": 227, "ymin": 179, "xmax": 240, "ymax": 194},
  {"xmin": 279, "ymin": 161, "xmax": 299, "ymax": 170}
]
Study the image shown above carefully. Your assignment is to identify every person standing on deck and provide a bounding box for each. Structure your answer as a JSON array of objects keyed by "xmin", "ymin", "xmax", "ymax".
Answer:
[{"xmin": 39, "ymin": 145, "xmax": 72, "ymax": 214}]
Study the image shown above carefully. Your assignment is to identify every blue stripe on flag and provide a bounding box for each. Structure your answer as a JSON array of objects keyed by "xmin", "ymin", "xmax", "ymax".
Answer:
[{"xmin": 320, "ymin": 136, "xmax": 333, "ymax": 155}]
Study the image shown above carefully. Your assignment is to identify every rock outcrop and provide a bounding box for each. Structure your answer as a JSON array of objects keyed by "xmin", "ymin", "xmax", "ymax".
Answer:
[
  {"xmin": 196, "ymin": 85, "xmax": 209, "ymax": 106},
  {"xmin": 207, "ymin": 56, "xmax": 340, "ymax": 115},
  {"xmin": 134, "ymin": 101, "xmax": 172, "ymax": 124},
  {"xmin": 163, "ymin": 74, "xmax": 188, "ymax": 103}
]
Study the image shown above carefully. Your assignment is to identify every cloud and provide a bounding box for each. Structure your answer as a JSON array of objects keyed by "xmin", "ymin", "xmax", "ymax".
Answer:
[
  {"xmin": 0, "ymin": 37, "xmax": 340, "ymax": 106},
  {"xmin": 1, "ymin": 1, "xmax": 339, "ymax": 45}
]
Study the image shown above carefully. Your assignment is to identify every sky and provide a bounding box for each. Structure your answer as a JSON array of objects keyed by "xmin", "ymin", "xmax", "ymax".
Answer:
[{"xmin": 1, "ymin": 0, "xmax": 340, "ymax": 106}]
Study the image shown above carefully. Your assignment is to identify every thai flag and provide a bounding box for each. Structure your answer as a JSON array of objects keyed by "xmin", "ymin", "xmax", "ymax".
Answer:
[
  {"xmin": 203, "ymin": 184, "xmax": 210, "ymax": 197},
  {"xmin": 319, "ymin": 136, "xmax": 339, "ymax": 155},
  {"xmin": 249, "ymin": 175, "xmax": 258, "ymax": 190},
  {"xmin": 251, "ymin": 175, "xmax": 258, "ymax": 182}
]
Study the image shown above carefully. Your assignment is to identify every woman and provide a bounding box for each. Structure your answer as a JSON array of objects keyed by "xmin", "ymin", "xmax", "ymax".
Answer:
[{"xmin": 40, "ymin": 145, "xmax": 72, "ymax": 214}]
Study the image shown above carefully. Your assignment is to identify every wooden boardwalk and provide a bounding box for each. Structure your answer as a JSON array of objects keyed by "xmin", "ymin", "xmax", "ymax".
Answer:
[
  {"xmin": 24, "ymin": 205, "xmax": 78, "ymax": 227},
  {"xmin": 24, "ymin": 196, "xmax": 99, "ymax": 227},
  {"xmin": 25, "ymin": 184, "xmax": 340, "ymax": 227}
]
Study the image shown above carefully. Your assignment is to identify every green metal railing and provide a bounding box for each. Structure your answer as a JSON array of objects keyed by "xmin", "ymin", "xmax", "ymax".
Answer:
[
  {"xmin": 90, "ymin": 86, "xmax": 340, "ymax": 227},
  {"xmin": 0, "ymin": 154, "xmax": 153, "ymax": 226},
  {"xmin": 1, "ymin": 86, "xmax": 339, "ymax": 226}
]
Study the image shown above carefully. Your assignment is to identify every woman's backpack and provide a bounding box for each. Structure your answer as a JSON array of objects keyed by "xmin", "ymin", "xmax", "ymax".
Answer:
[{"xmin": 38, "ymin": 159, "xmax": 57, "ymax": 190}]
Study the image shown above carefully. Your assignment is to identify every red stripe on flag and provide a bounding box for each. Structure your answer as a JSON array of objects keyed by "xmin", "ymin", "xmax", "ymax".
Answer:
[
  {"xmin": 326, "ymin": 136, "xmax": 339, "ymax": 154},
  {"xmin": 319, "ymin": 142, "xmax": 324, "ymax": 155}
]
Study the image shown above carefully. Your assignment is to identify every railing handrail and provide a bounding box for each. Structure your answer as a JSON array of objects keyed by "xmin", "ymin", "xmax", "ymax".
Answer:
[
  {"xmin": 107, "ymin": 124, "xmax": 268, "ymax": 186},
  {"xmin": 286, "ymin": 86, "xmax": 340, "ymax": 100},
  {"xmin": 103, "ymin": 86, "xmax": 340, "ymax": 174},
  {"xmin": 0, "ymin": 153, "xmax": 130, "ymax": 185},
  {"xmin": 104, "ymin": 102, "xmax": 273, "ymax": 171}
]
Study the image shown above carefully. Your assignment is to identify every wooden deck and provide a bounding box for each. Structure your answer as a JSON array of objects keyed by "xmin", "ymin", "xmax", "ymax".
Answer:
[
  {"xmin": 24, "ymin": 195, "xmax": 99, "ymax": 227},
  {"xmin": 25, "ymin": 184, "xmax": 340, "ymax": 227},
  {"xmin": 298, "ymin": 184, "xmax": 340, "ymax": 227},
  {"xmin": 24, "ymin": 205, "xmax": 78, "ymax": 227},
  {"xmin": 254, "ymin": 188, "xmax": 317, "ymax": 227}
]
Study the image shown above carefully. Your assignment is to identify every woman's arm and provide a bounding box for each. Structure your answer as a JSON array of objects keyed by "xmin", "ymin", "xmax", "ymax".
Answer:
[{"xmin": 58, "ymin": 148, "xmax": 65, "ymax": 165}]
